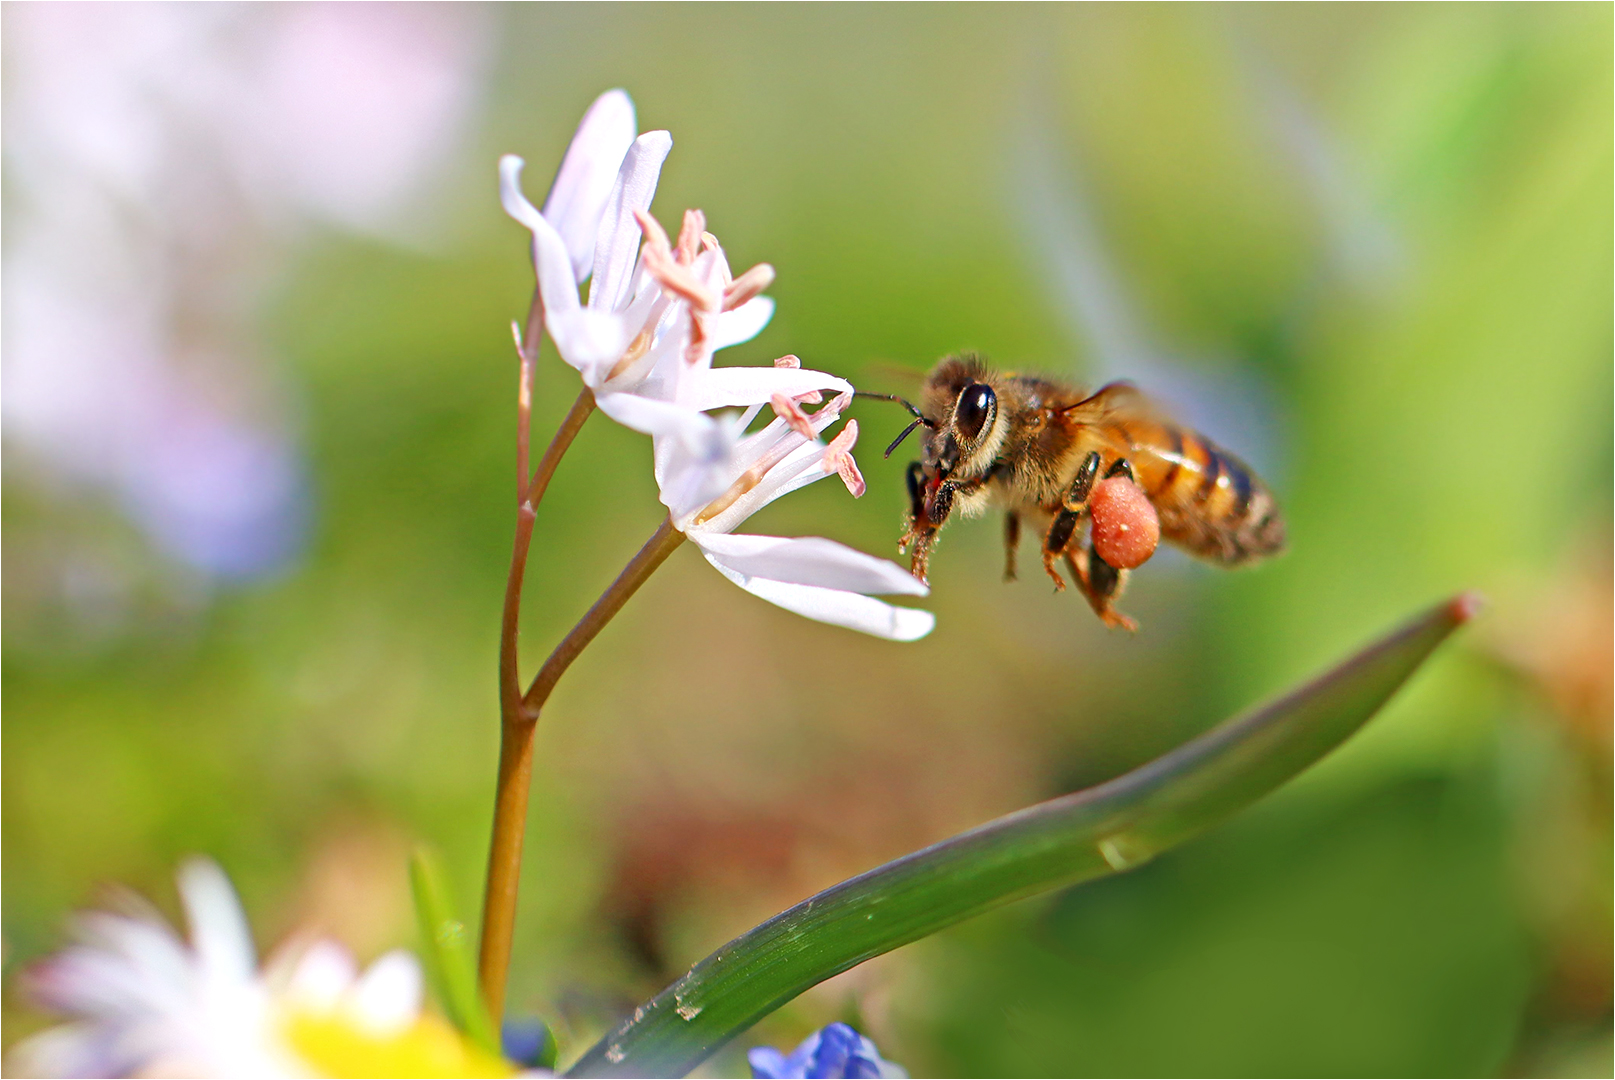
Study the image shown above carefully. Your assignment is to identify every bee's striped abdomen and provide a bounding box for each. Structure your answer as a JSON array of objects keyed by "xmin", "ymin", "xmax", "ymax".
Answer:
[{"xmin": 1124, "ymin": 420, "xmax": 1285, "ymax": 566}]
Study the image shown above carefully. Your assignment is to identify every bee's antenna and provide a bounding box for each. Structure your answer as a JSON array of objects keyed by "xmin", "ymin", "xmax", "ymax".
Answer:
[
  {"xmin": 854, "ymin": 390, "xmax": 928, "ymax": 421},
  {"xmin": 884, "ymin": 419, "xmax": 925, "ymax": 458},
  {"xmin": 854, "ymin": 391, "xmax": 935, "ymax": 458}
]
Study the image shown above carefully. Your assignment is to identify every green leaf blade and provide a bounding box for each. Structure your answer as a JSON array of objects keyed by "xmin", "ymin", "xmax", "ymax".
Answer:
[
  {"xmin": 568, "ymin": 594, "xmax": 1479, "ymax": 1078},
  {"xmin": 410, "ymin": 847, "xmax": 500, "ymax": 1057}
]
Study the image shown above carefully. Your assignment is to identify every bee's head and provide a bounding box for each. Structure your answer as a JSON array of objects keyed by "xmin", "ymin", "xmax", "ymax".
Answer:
[
  {"xmin": 916, "ymin": 354, "xmax": 1001, "ymax": 479},
  {"xmin": 864, "ymin": 354, "xmax": 1000, "ymax": 479},
  {"xmin": 937, "ymin": 381, "xmax": 997, "ymax": 474}
]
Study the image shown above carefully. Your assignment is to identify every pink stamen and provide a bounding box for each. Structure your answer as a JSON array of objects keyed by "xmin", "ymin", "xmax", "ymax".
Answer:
[
  {"xmin": 634, "ymin": 207, "xmax": 671, "ymax": 253},
  {"xmin": 811, "ymin": 391, "xmax": 854, "ymax": 434},
  {"xmin": 771, "ymin": 356, "xmax": 821, "ymax": 404},
  {"xmin": 676, "ymin": 209, "xmax": 706, "ymax": 266},
  {"xmin": 771, "ymin": 394, "xmax": 816, "ymax": 438},
  {"xmin": 823, "ymin": 421, "xmax": 866, "ymax": 498},
  {"xmin": 637, "ymin": 209, "xmax": 719, "ymax": 315},
  {"xmin": 723, "ymin": 263, "xmax": 775, "ymax": 311},
  {"xmin": 684, "ymin": 307, "xmax": 711, "ymax": 365}
]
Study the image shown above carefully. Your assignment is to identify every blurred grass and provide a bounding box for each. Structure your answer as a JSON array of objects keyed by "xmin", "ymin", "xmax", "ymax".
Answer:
[{"xmin": 4, "ymin": 4, "xmax": 1609, "ymax": 1075}]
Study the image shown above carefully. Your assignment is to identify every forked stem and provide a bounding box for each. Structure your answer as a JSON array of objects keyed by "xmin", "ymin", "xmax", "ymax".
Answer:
[
  {"xmin": 478, "ymin": 514, "xmax": 685, "ymax": 1019},
  {"xmin": 523, "ymin": 516, "xmax": 686, "ymax": 714},
  {"xmin": 478, "ymin": 292, "xmax": 600, "ymax": 1019}
]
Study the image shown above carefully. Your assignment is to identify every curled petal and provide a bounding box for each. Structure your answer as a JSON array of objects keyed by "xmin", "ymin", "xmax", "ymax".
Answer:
[
  {"xmin": 498, "ymin": 155, "xmax": 545, "ymax": 233},
  {"xmin": 703, "ymin": 555, "xmax": 935, "ymax": 641},
  {"xmin": 699, "ymin": 231, "xmax": 733, "ymax": 285},
  {"xmin": 502, "ymin": 158, "xmax": 584, "ymax": 317},
  {"xmin": 695, "ymin": 532, "xmax": 928, "ymax": 596},
  {"xmin": 542, "ymin": 89, "xmax": 637, "ymax": 283},
  {"xmin": 589, "ymin": 131, "xmax": 673, "ymax": 312}
]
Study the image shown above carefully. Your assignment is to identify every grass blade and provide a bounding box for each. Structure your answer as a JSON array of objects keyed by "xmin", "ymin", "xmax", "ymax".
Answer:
[
  {"xmin": 566, "ymin": 594, "xmax": 1481, "ymax": 1078},
  {"xmin": 410, "ymin": 847, "xmax": 500, "ymax": 1056}
]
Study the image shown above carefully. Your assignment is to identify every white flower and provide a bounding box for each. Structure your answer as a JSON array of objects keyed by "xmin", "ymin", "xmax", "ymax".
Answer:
[
  {"xmin": 497, "ymin": 91, "xmax": 845, "ymax": 432},
  {"xmin": 656, "ymin": 358, "xmax": 935, "ymax": 642},
  {"xmin": 10, "ymin": 859, "xmax": 512, "ymax": 1079},
  {"xmin": 499, "ymin": 91, "xmax": 933, "ymax": 641}
]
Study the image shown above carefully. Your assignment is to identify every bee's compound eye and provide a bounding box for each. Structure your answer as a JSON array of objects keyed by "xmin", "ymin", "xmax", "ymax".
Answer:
[{"xmin": 956, "ymin": 383, "xmax": 996, "ymax": 440}]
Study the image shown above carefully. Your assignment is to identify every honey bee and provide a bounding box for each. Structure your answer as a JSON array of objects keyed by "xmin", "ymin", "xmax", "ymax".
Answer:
[{"xmin": 873, "ymin": 353, "xmax": 1285, "ymax": 630}]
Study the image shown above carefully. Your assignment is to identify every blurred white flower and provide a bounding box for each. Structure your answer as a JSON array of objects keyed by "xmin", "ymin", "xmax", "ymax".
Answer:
[{"xmin": 10, "ymin": 859, "xmax": 513, "ymax": 1079}]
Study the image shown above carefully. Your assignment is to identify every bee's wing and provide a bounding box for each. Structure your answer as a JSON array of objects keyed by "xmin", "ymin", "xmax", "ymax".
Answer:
[
  {"xmin": 1060, "ymin": 381, "xmax": 1165, "ymax": 424},
  {"xmin": 1060, "ymin": 381, "xmax": 1175, "ymax": 459}
]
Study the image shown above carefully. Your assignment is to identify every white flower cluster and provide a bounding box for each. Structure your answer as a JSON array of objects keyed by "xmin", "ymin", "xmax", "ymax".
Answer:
[{"xmin": 500, "ymin": 90, "xmax": 933, "ymax": 641}]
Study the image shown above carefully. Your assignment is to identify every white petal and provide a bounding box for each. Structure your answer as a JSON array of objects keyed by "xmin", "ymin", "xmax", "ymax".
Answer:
[
  {"xmin": 596, "ymin": 389, "xmax": 721, "ymax": 443},
  {"xmin": 693, "ymin": 439, "xmax": 829, "ymax": 535},
  {"xmin": 709, "ymin": 296, "xmax": 775, "ymax": 351},
  {"xmin": 696, "ymin": 533, "xmax": 928, "ymax": 595},
  {"xmin": 599, "ymin": 392, "xmax": 739, "ymax": 516},
  {"xmin": 504, "ymin": 157, "xmax": 585, "ymax": 318},
  {"xmin": 706, "ymin": 559, "xmax": 935, "ymax": 640},
  {"xmin": 284, "ymin": 940, "xmax": 359, "ymax": 1013},
  {"xmin": 349, "ymin": 950, "xmax": 422, "ymax": 1037},
  {"xmin": 541, "ymin": 90, "xmax": 637, "ymax": 283},
  {"xmin": 680, "ymin": 366, "xmax": 853, "ymax": 411},
  {"xmin": 588, "ymin": 131, "xmax": 673, "ymax": 313},
  {"xmin": 176, "ymin": 858, "xmax": 255, "ymax": 985},
  {"xmin": 546, "ymin": 307, "xmax": 634, "ymax": 379},
  {"xmin": 498, "ymin": 154, "xmax": 545, "ymax": 232}
]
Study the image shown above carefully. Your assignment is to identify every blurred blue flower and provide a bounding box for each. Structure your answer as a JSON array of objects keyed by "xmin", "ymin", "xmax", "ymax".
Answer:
[
  {"xmin": 748, "ymin": 1023, "xmax": 906, "ymax": 1079},
  {"xmin": 501, "ymin": 1016, "xmax": 555, "ymax": 1070}
]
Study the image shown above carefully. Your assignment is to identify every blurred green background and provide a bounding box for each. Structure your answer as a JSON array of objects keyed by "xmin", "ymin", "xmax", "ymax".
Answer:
[{"xmin": 4, "ymin": 4, "xmax": 1609, "ymax": 1076}]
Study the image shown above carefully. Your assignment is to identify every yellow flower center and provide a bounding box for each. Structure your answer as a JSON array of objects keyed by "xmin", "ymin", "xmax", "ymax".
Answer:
[{"xmin": 282, "ymin": 1009, "xmax": 516, "ymax": 1079}]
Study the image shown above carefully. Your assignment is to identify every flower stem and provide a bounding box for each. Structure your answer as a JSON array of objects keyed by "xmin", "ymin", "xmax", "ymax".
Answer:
[
  {"xmin": 477, "ymin": 709, "xmax": 539, "ymax": 1021},
  {"xmin": 528, "ymin": 388, "xmax": 596, "ymax": 511},
  {"xmin": 523, "ymin": 516, "xmax": 686, "ymax": 714},
  {"xmin": 478, "ymin": 515, "xmax": 685, "ymax": 1019},
  {"xmin": 479, "ymin": 321, "xmax": 598, "ymax": 1018}
]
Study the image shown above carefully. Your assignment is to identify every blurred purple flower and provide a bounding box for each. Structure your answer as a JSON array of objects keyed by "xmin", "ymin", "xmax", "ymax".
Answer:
[
  {"xmin": 748, "ymin": 1023, "xmax": 907, "ymax": 1079},
  {"xmin": 3, "ymin": 5, "xmax": 488, "ymax": 587}
]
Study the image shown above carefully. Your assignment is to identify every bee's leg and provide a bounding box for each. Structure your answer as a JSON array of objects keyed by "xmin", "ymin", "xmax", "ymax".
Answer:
[
  {"xmin": 903, "ymin": 471, "xmax": 964, "ymax": 584},
  {"xmin": 1064, "ymin": 547, "xmax": 1138, "ymax": 632},
  {"xmin": 1064, "ymin": 451, "xmax": 1103, "ymax": 510},
  {"xmin": 897, "ymin": 463, "xmax": 928, "ymax": 550},
  {"xmin": 1040, "ymin": 451, "xmax": 1103, "ymax": 591},
  {"xmin": 1041, "ymin": 508, "xmax": 1082, "ymax": 591},
  {"xmin": 1105, "ymin": 458, "xmax": 1136, "ymax": 482},
  {"xmin": 1003, "ymin": 513, "xmax": 1020, "ymax": 582},
  {"xmin": 905, "ymin": 461, "xmax": 927, "ymax": 521}
]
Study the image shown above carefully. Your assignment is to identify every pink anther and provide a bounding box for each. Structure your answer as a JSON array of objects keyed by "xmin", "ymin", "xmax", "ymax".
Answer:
[
  {"xmin": 823, "ymin": 421, "xmax": 866, "ymax": 498},
  {"xmin": 771, "ymin": 394, "xmax": 816, "ymax": 438}
]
